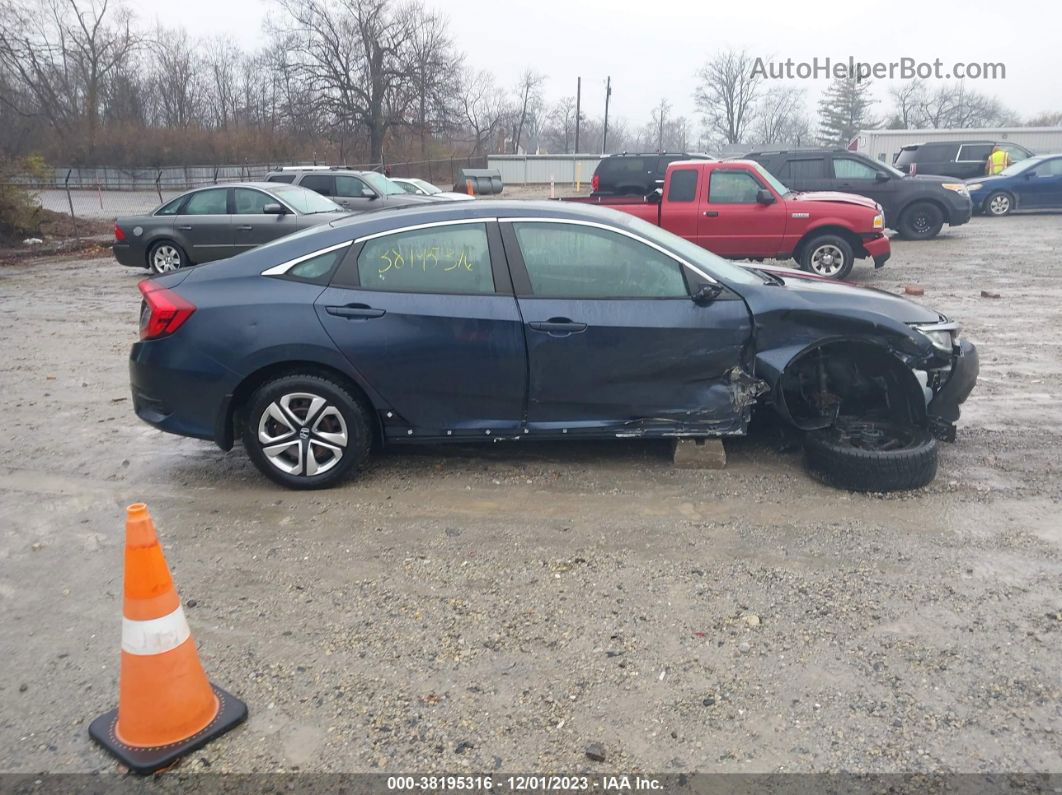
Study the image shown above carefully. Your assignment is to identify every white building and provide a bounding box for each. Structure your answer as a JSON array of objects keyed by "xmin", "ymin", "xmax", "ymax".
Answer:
[{"xmin": 852, "ymin": 128, "xmax": 1062, "ymax": 164}]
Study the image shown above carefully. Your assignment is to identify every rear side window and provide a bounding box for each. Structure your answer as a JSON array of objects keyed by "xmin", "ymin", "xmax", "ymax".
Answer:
[
  {"xmin": 956, "ymin": 144, "xmax": 993, "ymax": 162},
  {"xmin": 181, "ymin": 188, "xmax": 228, "ymax": 215},
  {"xmin": 267, "ymin": 174, "xmax": 296, "ymax": 184},
  {"xmin": 1040, "ymin": 158, "xmax": 1062, "ymax": 176},
  {"xmin": 667, "ymin": 170, "xmax": 698, "ymax": 202},
  {"xmin": 781, "ymin": 158, "xmax": 826, "ymax": 180},
  {"xmin": 357, "ymin": 223, "xmax": 494, "ymax": 294},
  {"xmin": 299, "ymin": 174, "xmax": 334, "ymax": 196},
  {"xmin": 708, "ymin": 171, "xmax": 763, "ymax": 204},
  {"xmin": 512, "ymin": 222, "xmax": 688, "ymax": 299}
]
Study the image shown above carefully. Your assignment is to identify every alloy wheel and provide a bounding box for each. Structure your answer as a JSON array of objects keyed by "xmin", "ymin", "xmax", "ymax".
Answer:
[
  {"xmin": 809, "ymin": 243, "xmax": 845, "ymax": 277},
  {"xmin": 988, "ymin": 194, "xmax": 1011, "ymax": 216},
  {"xmin": 152, "ymin": 245, "xmax": 182, "ymax": 273},
  {"xmin": 257, "ymin": 392, "xmax": 348, "ymax": 477}
]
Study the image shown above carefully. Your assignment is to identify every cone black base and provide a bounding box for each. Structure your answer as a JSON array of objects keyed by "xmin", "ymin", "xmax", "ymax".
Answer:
[{"xmin": 88, "ymin": 684, "xmax": 247, "ymax": 775}]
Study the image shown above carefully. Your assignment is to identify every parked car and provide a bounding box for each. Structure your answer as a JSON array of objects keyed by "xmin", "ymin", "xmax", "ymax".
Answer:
[
  {"xmin": 966, "ymin": 154, "xmax": 1062, "ymax": 216},
  {"xmin": 745, "ymin": 149, "xmax": 972, "ymax": 240},
  {"xmin": 265, "ymin": 167, "xmax": 438, "ymax": 212},
  {"xmin": 591, "ymin": 152, "xmax": 714, "ymax": 196},
  {"xmin": 113, "ymin": 182, "xmax": 349, "ymax": 273},
  {"xmin": 565, "ymin": 159, "xmax": 889, "ymax": 279},
  {"xmin": 129, "ymin": 201, "xmax": 977, "ymax": 493},
  {"xmin": 894, "ymin": 140, "xmax": 1034, "ymax": 179},
  {"xmin": 390, "ymin": 177, "xmax": 476, "ymax": 201}
]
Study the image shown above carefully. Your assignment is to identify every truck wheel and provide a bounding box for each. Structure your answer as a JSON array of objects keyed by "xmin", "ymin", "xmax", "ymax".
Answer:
[
  {"xmin": 803, "ymin": 418, "xmax": 938, "ymax": 492},
  {"xmin": 897, "ymin": 202, "xmax": 944, "ymax": 240},
  {"xmin": 985, "ymin": 191, "xmax": 1013, "ymax": 217},
  {"xmin": 799, "ymin": 235, "xmax": 854, "ymax": 280}
]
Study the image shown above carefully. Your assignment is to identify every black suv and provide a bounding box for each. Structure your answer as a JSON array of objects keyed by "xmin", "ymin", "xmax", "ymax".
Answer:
[
  {"xmin": 894, "ymin": 140, "xmax": 1034, "ymax": 180},
  {"xmin": 265, "ymin": 167, "xmax": 439, "ymax": 212},
  {"xmin": 745, "ymin": 149, "xmax": 973, "ymax": 240},
  {"xmin": 591, "ymin": 152, "xmax": 714, "ymax": 196}
]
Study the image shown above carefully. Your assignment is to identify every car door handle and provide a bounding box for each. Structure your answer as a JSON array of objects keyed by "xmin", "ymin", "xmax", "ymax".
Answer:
[
  {"xmin": 236, "ymin": 224, "xmax": 253, "ymax": 231},
  {"xmin": 703, "ymin": 211, "xmax": 719, "ymax": 217},
  {"xmin": 176, "ymin": 225, "xmax": 192, "ymax": 230},
  {"xmin": 528, "ymin": 318, "xmax": 587, "ymax": 336},
  {"xmin": 325, "ymin": 304, "xmax": 386, "ymax": 319}
]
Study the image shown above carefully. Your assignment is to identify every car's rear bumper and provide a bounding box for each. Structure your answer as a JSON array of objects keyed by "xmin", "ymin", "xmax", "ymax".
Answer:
[
  {"xmin": 860, "ymin": 233, "xmax": 891, "ymax": 268},
  {"xmin": 113, "ymin": 243, "xmax": 142, "ymax": 268}
]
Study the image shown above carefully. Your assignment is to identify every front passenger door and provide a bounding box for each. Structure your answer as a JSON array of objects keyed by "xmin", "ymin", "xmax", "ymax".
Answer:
[
  {"xmin": 333, "ymin": 175, "xmax": 377, "ymax": 212},
  {"xmin": 830, "ymin": 156, "xmax": 895, "ymax": 220},
  {"xmin": 176, "ymin": 187, "xmax": 232, "ymax": 263},
  {"xmin": 1018, "ymin": 157, "xmax": 1062, "ymax": 208},
  {"xmin": 233, "ymin": 187, "xmax": 299, "ymax": 250},
  {"xmin": 503, "ymin": 220, "xmax": 752, "ymax": 435}
]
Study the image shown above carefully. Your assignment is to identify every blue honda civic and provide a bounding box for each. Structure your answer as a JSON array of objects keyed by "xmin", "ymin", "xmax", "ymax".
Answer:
[
  {"xmin": 130, "ymin": 201, "xmax": 977, "ymax": 492},
  {"xmin": 967, "ymin": 153, "xmax": 1062, "ymax": 216}
]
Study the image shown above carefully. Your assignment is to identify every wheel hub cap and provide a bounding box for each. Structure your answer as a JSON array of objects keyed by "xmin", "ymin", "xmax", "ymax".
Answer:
[{"xmin": 258, "ymin": 392, "xmax": 348, "ymax": 477}]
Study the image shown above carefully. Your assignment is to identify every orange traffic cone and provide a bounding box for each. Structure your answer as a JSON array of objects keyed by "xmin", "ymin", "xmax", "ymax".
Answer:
[{"xmin": 89, "ymin": 503, "xmax": 247, "ymax": 774}]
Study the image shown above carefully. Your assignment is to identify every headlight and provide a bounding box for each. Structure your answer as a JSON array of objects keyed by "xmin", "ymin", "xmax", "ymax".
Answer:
[
  {"xmin": 941, "ymin": 183, "xmax": 969, "ymax": 195},
  {"xmin": 966, "ymin": 183, "xmax": 983, "ymax": 191},
  {"xmin": 910, "ymin": 323, "xmax": 959, "ymax": 352},
  {"xmin": 873, "ymin": 213, "xmax": 884, "ymax": 229}
]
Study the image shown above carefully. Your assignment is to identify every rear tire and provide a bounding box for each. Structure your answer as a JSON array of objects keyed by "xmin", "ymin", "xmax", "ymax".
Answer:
[
  {"xmin": 799, "ymin": 235, "xmax": 854, "ymax": 280},
  {"xmin": 241, "ymin": 374, "xmax": 372, "ymax": 490},
  {"xmin": 148, "ymin": 240, "xmax": 188, "ymax": 274},
  {"xmin": 984, "ymin": 191, "xmax": 1014, "ymax": 217},
  {"xmin": 897, "ymin": 202, "xmax": 944, "ymax": 240},
  {"xmin": 803, "ymin": 418, "xmax": 938, "ymax": 492}
]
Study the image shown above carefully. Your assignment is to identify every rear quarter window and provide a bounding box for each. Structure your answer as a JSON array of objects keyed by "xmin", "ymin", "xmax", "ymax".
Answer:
[{"xmin": 267, "ymin": 174, "xmax": 296, "ymax": 184}]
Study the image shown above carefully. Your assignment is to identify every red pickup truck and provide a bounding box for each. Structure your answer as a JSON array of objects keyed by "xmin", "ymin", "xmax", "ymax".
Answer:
[{"xmin": 564, "ymin": 159, "xmax": 890, "ymax": 280}]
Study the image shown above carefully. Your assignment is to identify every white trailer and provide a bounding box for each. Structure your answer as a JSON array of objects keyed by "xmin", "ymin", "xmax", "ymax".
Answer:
[{"xmin": 852, "ymin": 128, "xmax": 1062, "ymax": 164}]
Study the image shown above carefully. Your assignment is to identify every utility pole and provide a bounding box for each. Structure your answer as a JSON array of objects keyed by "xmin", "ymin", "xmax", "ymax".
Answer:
[
  {"xmin": 574, "ymin": 77, "xmax": 581, "ymax": 153},
  {"xmin": 602, "ymin": 76, "xmax": 612, "ymax": 154}
]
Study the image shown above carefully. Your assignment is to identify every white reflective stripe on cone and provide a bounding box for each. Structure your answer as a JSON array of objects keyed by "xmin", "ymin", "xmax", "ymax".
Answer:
[{"xmin": 121, "ymin": 606, "xmax": 191, "ymax": 655}]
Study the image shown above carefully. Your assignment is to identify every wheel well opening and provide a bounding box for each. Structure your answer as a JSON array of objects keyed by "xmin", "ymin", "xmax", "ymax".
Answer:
[
  {"xmin": 795, "ymin": 226, "xmax": 861, "ymax": 261},
  {"xmin": 776, "ymin": 342, "xmax": 927, "ymax": 431},
  {"xmin": 227, "ymin": 361, "xmax": 382, "ymax": 450}
]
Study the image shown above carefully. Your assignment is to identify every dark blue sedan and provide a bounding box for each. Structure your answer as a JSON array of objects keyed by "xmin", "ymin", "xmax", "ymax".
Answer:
[
  {"xmin": 967, "ymin": 154, "xmax": 1062, "ymax": 215},
  {"xmin": 130, "ymin": 201, "xmax": 978, "ymax": 492}
]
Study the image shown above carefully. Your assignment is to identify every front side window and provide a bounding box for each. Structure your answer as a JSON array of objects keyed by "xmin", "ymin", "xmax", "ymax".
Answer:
[
  {"xmin": 667, "ymin": 170, "xmax": 698, "ymax": 202},
  {"xmin": 181, "ymin": 188, "xmax": 228, "ymax": 215},
  {"xmin": 513, "ymin": 222, "xmax": 688, "ymax": 299},
  {"xmin": 357, "ymin": 223, "xmax": 494, "ymax": 294},
  {"xmin": 335, "ymin": 176, "xmax": 370, "ymax": 197},
  {"xmin": 1002, "ymin": 144, "xmax": 1031, "ymax": 163},
  {"xmin": 708, "ymin": 171, "xmax": 764, "ymax": 204},
  {"xmin": 270, "ymin": 186, "xmax": 342, "ymax": 214},
  {"xmin": 234, "ymin": 188, "xmax": 274, "ymax": 215},
  {"xmin": 832, "ymin": 158, "xmax": 879, "ymax": 180}
]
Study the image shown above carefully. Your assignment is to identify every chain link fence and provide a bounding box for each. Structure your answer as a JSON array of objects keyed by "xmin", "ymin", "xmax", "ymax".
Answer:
[{"xmin": 5, "ymin": 155, "xmax": 490, "ymax": 241}]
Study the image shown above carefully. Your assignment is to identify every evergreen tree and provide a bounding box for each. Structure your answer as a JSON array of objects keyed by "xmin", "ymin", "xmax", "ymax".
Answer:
[{"xmin": 817, "ymin": 76, "xmax": 877, "ymax": 145}]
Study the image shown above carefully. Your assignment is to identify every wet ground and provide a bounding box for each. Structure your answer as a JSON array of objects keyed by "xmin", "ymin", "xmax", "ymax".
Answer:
[{"xmin": 1, "ymin": 211, "xmax": 1060, "ymax": 775}]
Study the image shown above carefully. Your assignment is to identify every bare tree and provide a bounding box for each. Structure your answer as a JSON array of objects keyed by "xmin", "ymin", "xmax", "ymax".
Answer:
[
  {"xmin": 543, "ymin": 95, "xmax": 576, "ymax": 153},
  {"xmin": 511, "ymin": 68, "xmax": 545, "ymax": 153},
  {"xmin": 650, "ymin": 97, "xmax": 671, "ymax": 150},
  {"xmin": 403, "ymin": 3, "xmax": 461, "ymax": 160},
  {"xmin": 148, "ymin": 26, "xmax": 202, "ymax": 128},
  {"xmin": 694, "ymin": 49, "xmax": 761, "ymax": 144},
  {"xmin": 755, "ymin": 85, "xmax": 809, "ymax": 145},
  {"xmin": 202, "ymin": 36, "xmax": 241, "ymax": 130},
  {"xmin": 460, "ymin": 67, "xmax": 509, "ymax": 155}
]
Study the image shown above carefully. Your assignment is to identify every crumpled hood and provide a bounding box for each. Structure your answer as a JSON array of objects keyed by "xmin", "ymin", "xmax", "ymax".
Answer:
[
  {"xmin": 790, "ymin": 191, "xmax": 880, "ymax": 211},
  {"xmin": 743, "ymin": 263, "xmax": 943, "ymax": 324}
]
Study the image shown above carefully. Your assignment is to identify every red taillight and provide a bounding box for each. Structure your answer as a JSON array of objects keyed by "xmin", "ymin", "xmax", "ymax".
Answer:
[
  {"xmin": 114, "ymin": 223, "xmax": 126, "ymax": 242},
  {"xmin": 591, "ymin": 174, "xmax": 600, "ymax": 192},
  {"xmin": 138, "ymin": 280, "xmax": 195, "ymax": 340}
]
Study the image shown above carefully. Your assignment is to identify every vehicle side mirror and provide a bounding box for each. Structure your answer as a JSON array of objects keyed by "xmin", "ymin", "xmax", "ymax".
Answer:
[
  {"xmin": 262, "ymin": 203, "xmax": 286, "ymax": 215},
  {"xmin": 692, "ymin": 283, "xmax": 723, "ymax": 305},
  {"xmin": 755, "ymin": 189, "xmax": 775, "ymax": 205},
  {"xmin": 647, "ymin": 188, "xmax": 662, "ymax": 204},
  {"xmin": 362, "ymin": 188, "xmax": 377, "ymax": 198},
  {"xmin": 875, "ymin": 172, "xmax": 890, "ymax": 182}
]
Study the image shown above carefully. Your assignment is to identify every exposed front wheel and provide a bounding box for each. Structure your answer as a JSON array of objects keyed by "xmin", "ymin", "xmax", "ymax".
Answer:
[
  {"xmin": 241, "ymin": 375, "xmax": 372, "ymax": 489},
  {"xmin": 148, "ymin": 240, "xmax": 188, "ymax": 274},
  {"xmin": 897, "ymin": 202, "xmax": 944, "ymax": 240},
  {"xmin": 799, "ymin": 235, "xmax": 854, "ymax": 280},
  {"xmin": 984, "ymin": 191, "xmax": 1013, "ymax": 217},
  {"xmin": 803, "ymin": 418, "xmax": 938, "ymax": 492}
]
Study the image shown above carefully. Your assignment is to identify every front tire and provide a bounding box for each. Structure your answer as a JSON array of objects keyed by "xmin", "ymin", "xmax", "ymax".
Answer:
[
  {"xmin": 803, "ymin": 418, "xmax": 938, "ymax": 492},
  {"xmin": 897, "ymin": 202, "xmax": 944, "ymax": 240},
  {"xmin": 241, "ymin": 374, "xmax": 372, "ymax": 490},
  {"xmin": 148, "ymin": 240, "xmax": 188, "ymax": 274},
  {"xmin": 799, "ymin": 235, "xmax": 854, "ymax": 280},
  {"xmin": 984, "ymin": 191, "xmax": 1014, "ymax": 217}
]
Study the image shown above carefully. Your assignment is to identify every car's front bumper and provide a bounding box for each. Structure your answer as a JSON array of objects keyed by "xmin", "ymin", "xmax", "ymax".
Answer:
[
  {"xmin": 945, "ymin": 195, "xmax": 974, "ymax": 227},
  {"xmin": 861, "ymin": 233, "xmax": 891, "ymax": 268},
  {"xmin": 927, "ymin": 339, "xmax": 978, "ymax": 440}
]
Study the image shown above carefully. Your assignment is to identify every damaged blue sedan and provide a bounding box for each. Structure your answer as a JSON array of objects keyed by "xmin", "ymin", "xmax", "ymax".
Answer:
[{"xmin": 129, "ymin": 201, "xmax": 977, "ymax": 491}]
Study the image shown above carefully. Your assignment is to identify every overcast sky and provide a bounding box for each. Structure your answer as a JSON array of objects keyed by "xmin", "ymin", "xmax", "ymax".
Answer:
[{"xmin": 142, "ymin": 0, "xmax": 1059, "ymax": 132}]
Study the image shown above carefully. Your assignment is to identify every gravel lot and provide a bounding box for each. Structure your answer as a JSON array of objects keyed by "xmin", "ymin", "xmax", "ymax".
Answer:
[{"xmin": 1, "ymin": 209, "xmax": 1060, "ymax": 776}]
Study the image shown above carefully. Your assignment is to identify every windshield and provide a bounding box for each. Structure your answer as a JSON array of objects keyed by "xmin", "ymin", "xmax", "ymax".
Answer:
[
  {"xmin": 1000, "ymin": 157, "xmax": 1043, "ymax": 177},
  {"xmin": 361, "ymin": 172, "xmax": 407, "ymax": 196},
  {"xmin": 621, "ymin": 215, "xmax": 765, "ymax": 286},
  {"xmin": 411, "ymin": 179, "xmax": 441, "ymax": 195},
  {"xmin": 271, "ymin": 185, "xmax": 342, "ymax": 214},
  {"xmin": 750, "ymin": 163, "xmax": 791, "ymax": 196},
  {"xmin": 880, "ymin": 161, "xmax": 904, "ymax": 177}
]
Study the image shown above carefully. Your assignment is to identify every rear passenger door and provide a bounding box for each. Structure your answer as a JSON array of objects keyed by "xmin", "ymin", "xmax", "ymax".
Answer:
[
  {"xmin": 233, "ymin": 187, "xmax": 299, "ymax": 251},
  {"xmin": 776, "ymin": 155, "xmax": 830, "ymax": 193},
  {"xmin": 297, "ymin": 174, "xmax": 338, "ymax": 203},
  {"xmin": 175, "ymin": 187, "xmax": 232, "ymax": 263},
  {"xmin": 315, "ymin": 221, "xmax": 526, "ymax": 437}
]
